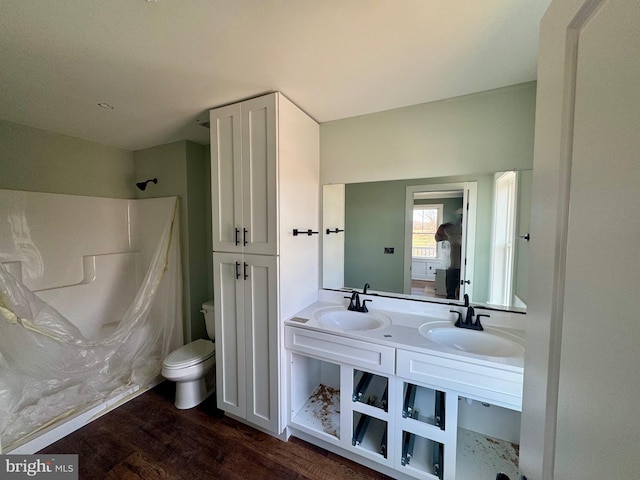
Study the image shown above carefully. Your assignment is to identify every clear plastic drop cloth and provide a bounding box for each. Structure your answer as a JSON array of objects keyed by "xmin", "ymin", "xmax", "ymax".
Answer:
[{"xmin": 0, "ymin": 199, "xmax": 183, "ymax": 450}]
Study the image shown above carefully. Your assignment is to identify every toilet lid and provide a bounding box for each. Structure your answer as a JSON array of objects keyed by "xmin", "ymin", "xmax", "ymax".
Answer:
[{"xmin": 164, "ymin": 339, "xmax": 215, "ymax": 369}]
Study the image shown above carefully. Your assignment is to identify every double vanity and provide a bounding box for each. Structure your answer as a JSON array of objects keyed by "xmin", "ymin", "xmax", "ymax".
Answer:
[{"xmin": 284, "ymin": 291, "xmax": 525, "ymax": 480}]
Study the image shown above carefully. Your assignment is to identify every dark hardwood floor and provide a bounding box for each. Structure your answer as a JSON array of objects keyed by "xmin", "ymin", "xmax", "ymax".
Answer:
[{"xmin": 39, "ymin": 382, "xmax": 393, "ymax": 480}]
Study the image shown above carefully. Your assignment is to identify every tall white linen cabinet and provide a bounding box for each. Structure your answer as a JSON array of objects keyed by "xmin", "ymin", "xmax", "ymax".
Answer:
[{"xmin": 210, "ymin": 92, "xmax": 319, "ymax": 435}]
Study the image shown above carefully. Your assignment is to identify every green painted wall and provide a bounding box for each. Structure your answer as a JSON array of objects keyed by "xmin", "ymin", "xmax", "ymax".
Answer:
[
  {"xmin": 344, "ymin": 181, "xmax": 406, "ymax": 293},
  {"xmin": 0, "ymin": 119, "xmax": 134, "ymax": 197},
  {"xmin": 134, "ymin": 140, "xmax": 211, "ymax": 342},
  {"xmin": 320, "ymin": 82, "xmax": 536, "ymax": 185}
]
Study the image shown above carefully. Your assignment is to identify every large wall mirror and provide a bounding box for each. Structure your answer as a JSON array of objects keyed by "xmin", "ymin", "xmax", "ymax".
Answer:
[{"xmin": 322, "ymin": 169, "xmax": 532, "ymax": 312}]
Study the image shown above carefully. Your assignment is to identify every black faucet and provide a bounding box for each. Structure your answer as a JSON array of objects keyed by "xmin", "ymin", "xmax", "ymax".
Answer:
[
  {"xmin": 451, "ymin": 294, "xmax": 486, "ymax": 331},
  {"xmin": 464, "ymin": 294, "xmax": 475, "ymax": 325},
  {"xmin": 346, "ymin": 291, "xmax": 361, "ymax": 311},
  {"xmin": 344, "ymin": 289, "xmax": 372, "ymax": 313},
  {"xmin": 360, "ymin": 283, "xmax": 373, "ymax": 311}
]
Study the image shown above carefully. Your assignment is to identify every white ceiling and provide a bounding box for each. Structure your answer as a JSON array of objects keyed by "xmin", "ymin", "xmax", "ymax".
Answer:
[{"xmin": 0, "ymin": 0, "xmax": 551, "ymax": 151}]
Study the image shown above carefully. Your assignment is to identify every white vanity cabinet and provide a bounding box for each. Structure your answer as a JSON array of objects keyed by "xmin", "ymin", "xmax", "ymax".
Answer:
[
  {"xmin": 286, "ymin": 327, "xmax": 396, "ymax": 468},
  {"xmin": 395, "ymin": 349, "xmax": 522, "ymax": 479},
  {"xmin": 210, "ymin": 92, "xmax": 319, "ymax": 435},
  {"xmin": 285, "ymin": 323, "xmax": 523, "ymax": 479}
]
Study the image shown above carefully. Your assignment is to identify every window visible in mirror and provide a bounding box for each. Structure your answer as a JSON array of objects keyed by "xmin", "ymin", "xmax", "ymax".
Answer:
[{"xmin": 411, "ymin": 204, "xmax": 442, "ymax": 259}]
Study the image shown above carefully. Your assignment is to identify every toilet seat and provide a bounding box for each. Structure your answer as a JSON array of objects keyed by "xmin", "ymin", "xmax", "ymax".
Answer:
[{"xmin": 163, "ymin": 339, "xmax": 215, "ymax": 369}]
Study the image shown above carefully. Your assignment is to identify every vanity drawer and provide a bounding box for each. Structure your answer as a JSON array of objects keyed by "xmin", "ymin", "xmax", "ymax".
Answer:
[
  {"xmin": 396, "ymin": 349, "xmax": 523, "ymax": 411},
  {"xmin": 285, "ymin": 326, "xmax": 395, "ymax": 375}
]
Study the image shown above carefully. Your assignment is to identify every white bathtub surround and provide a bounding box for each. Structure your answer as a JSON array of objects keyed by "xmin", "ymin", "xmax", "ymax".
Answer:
[{"xmin": 0, "ymin": 190, "xmax": 183, "ymax": 452}]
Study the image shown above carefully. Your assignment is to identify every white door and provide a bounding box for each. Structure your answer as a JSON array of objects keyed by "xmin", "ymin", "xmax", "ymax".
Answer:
[
  {"xmin": 243, "ymin": 254, "xmax": 279, "ymax": 433},
  {"xmin": 210, "ymin": 103, "xmax": 243, "ymax": 253},
  {"xmin": 213, "ymin": 252, "xmax": 246, "ymax": 418},
  {"xmin": 521, "ymin": 0, "xmax": 640, "ymax": 478},
  {"xmin": 241, "ymin": 94, "xmax": 278, "ymax": 255}
]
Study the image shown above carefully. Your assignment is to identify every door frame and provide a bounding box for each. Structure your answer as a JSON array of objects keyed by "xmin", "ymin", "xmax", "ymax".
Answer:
[
  {"xmin": 520, "ymin": 0, "xmax": 611, "ymax": 478},
  {"xmin": 403, "ymin": 182, "xmax": 477, "ymax": 301}
]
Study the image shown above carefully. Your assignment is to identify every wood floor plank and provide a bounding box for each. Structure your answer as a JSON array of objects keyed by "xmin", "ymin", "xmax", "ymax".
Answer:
[
  {"xmin": 105, "ymin": 451, "xmax": 173, "ymax": 480},
  {"xmin": 39, "ymin": 382, "xmax": 393, "ymax": 480}
]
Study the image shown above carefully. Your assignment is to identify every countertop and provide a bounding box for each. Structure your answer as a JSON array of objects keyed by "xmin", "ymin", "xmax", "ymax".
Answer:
[{"xmin": 285, "ymin": 301, "xmax": 525, "ymax": 372}]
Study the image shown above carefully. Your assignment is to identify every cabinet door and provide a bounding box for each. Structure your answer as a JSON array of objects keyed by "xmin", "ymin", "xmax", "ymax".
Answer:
[
  {"xmin": 211, "ymin": 103, "xmax": 243, "ymax": 253},
  {"xmin": 243, "ymin": 254, "xmax": 279, "ymax": 432},
  {"xmin": 213, "ymin": 252, "xmax": 246, "ymax": 417},
  {"xmin": 241, "ymin": 94, "xmax": 278, "ymax": 255}
]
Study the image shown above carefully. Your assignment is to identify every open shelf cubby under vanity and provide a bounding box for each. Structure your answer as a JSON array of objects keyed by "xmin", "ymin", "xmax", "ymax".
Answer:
[{"xmin": 289, "ymin": 355, "xmax": 341, "ymax": 442}]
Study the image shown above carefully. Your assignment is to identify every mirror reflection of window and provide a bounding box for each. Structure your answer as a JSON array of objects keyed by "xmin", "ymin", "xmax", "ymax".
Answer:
[
  {"xmin": 411, "ymin": 204, "xmax": 442, "ymax": 259},
  {"xmin": 489, "ymin": 171, "xmax": 518, "ymax": 306}
]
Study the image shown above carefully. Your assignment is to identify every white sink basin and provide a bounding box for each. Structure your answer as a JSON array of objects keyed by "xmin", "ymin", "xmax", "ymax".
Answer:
[
  {"xmin": 313, "ymin": 307, "xmax": 391, "ymax": 331},
  {"xmin": 419, "ymin": 325, "xmax": 524, "ymax": 358}
]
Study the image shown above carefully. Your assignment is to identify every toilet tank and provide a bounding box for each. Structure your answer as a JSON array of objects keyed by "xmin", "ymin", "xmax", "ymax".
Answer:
[{"xmin": 201, "ymin": 300, "xmax": 215, "ymax": 340}]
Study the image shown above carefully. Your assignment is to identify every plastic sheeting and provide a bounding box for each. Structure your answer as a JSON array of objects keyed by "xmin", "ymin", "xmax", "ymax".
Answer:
[{"xmin": 0, "ymin": 198, "xmax": 183, "ymax": 450}]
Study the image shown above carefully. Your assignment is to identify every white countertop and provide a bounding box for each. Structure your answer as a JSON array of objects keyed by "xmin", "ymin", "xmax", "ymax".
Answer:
[{"xmin": 285, "ymin": 300, "xmax": 525, "ymax": 372}]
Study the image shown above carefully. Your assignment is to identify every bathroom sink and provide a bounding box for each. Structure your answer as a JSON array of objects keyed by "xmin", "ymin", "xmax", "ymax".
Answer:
[
  {"xmin": 419, "ymin": 325, "xmax": 524, "ymax": 358},
  {"xmin": 312, "ymin": 307, "xmax": 391, "ymax": 331}
]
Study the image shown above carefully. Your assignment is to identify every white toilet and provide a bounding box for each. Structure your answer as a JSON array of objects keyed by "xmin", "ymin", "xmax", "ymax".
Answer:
[{"xmin": 162, "ymin": 300, "xmax": 216, "ymax": 409}]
